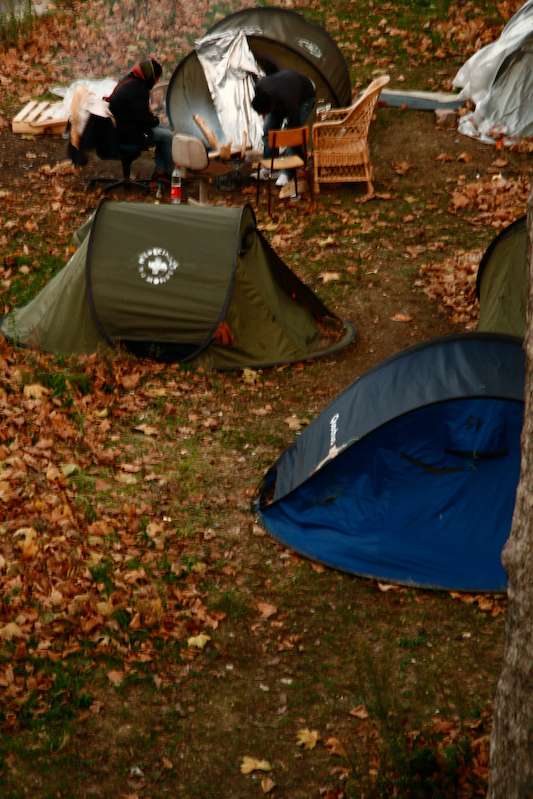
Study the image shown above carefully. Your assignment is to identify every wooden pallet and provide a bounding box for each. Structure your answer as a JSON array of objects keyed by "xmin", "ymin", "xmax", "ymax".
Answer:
[{"xmin": 12, "ymin": 100, "xmax": 68, "ymax": 135}]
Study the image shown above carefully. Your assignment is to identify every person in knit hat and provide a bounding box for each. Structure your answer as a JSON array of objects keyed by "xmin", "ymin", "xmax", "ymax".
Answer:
[{"xmin": 108, "ymin": 58, "xmax": 174, "ymax": 181}]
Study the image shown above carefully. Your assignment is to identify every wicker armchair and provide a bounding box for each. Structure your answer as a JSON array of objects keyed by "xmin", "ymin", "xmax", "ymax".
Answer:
[{"xmin": 312, "ymin": 75, "xmax": 390, "ymax": 195}]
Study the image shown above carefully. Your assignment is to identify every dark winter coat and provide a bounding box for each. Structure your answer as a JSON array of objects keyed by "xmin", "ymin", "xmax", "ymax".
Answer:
[
  {"xmin": 253, "ymin": 70, "xmax": 316, "ymax": 128},
  {"xmin": 108, "ymin": 71, "xmax": 159, "ymax": 146}
]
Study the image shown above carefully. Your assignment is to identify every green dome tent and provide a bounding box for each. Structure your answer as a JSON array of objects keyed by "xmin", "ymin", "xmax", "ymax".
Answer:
[
  {"xmin": 166, "ymin": 7, "xmax": 352, "ymax": 146},
  {"xmin": 0, "ymin": 201, "xmax": 355, "ymax": 368},
  {"xmin": 476, "ymin": 214, "xmax": 527, "ymax": 338}
]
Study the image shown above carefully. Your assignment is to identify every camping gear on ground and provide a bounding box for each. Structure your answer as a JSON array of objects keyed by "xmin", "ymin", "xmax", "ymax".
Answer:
[
  {"xmin": 453, "ymin": 0, "xmax": 533, "ymax": 141},
  {"xmin": 166, "ymin": 7, "xmax": 351, "ymax": 151},
  {"xmin": 254, "ymin": 334, "xmax": 524, "ymax": 592},
  {"xmin": 312, "ymin": 75, "xmax": 389, "ymax": 195},
  {"xmin": 476, "ymin": 215, "xmax": 527, "ymax": 338},
  {"xmin": 0, "ymin": 201, "xmax": 355, "ymax": 368}
]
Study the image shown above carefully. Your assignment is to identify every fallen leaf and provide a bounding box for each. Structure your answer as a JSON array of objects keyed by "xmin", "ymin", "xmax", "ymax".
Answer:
[
  {"xmin": 457, "ymin": 152, "xmax": 472, "ymax": 163},
  {"xmin": 15, "ymin": 527, "xmax": 39, "ymax": 559},
  {"xmin": 324, "ymin": 737, "xmax": 348, "ymax": 758},
  {"xmin": 115, "ymin": 472, "xmax": 137, "ymax": 485},
  {"xmin": 146, "ymin": 522, "xmax": 164, "ymax": 538},
  {"xmin": 349, "ymin": 704, "xmax": 369, "ymax": 720},
  {"xmin": 135, "ymin": 424, "xmax": 159, "ymax": 436},
  {"xmin": 257, "ymin": 602, "xmax": 277, "ymax": 618},
  {"xmin": 187, "ymin": 633, "xmax": 211, "ymax": 649},
  {"xmin": 107, "ymin": 670, "xmax": 124, "ymax": 685},
  {"xmin": 253, "ymin": 406, "xmax": 272, "ymax": 416},
  {"xmin": 23, "ymin": 383, "xmax": 50, "ymax": 399},
  {"xmin": 162, "ymin": 757, "xmax": 173, "ymax": 770},
  {"xmin": 285, "ymin": 415, "xmax": 309, "ymax": 431},
  {"xmin": 318, "ymin": 236, "xmax": 336, "ymax": 248},
  {"xmin": 0, "ymin": 622, "xmax": 24, "ymax": 641},
  {"xmin": 60, "ymin": 463, "xmax": 78, "ymax": 477},
  {"xmin": 319, "ymin": 271, "xmax": 341, "ymax": 283},
  {"xmin": 261, "ymin": 776, "xmax": 276, "ymax": 793},
  {"xmin": 391, "ymin": 313, "xmax": 412, "ymax": 323},
  {"xmin": 436, "ymin": 153, "xmax": 453, "ymax": 162},
  {"xmin": 240, "ymin": 756, "xmax": 272, "ymax": 774},
  {"xmin": 241, "ymin": 368, "xmax": 258, "ymax": 385},
  {"xmin": 391, "ymin": 160, "xmax": 409, "ymax": 175},
  {"xmin": 296, "ymin": 728, "xmax": 319, "ymax": 750},
  {"xmin": 451, "ymin": 192, "xmax": 469, "ymax": 209}
]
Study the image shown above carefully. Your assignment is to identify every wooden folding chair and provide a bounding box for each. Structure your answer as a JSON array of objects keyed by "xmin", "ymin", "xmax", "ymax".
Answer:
[{"xmin": 256, "ymin": 126, "xmax": 314, "ymax": 217}]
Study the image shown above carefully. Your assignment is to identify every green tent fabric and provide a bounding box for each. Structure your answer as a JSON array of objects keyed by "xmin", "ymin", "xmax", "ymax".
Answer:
[
  {"xmin": 1, "ymin": 200, "xmax": 355, "ymax": 369},
  {"xmin": 167, "ymin": 7, "xmax": 352, "ymax": 145},
  {"xmin": 476, "ymin": 215, "xmax": 527, "ymax": 338}
]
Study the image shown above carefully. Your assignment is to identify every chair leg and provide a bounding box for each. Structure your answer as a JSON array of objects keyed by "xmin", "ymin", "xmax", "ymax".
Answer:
[
  {"xmin": 198, "ymin": 179, "xmax": 208, "ymax": 205},
  {"xmin": 256, "ymin": 164, "xmax": 260, "ymax": 208},
  {"xmin": 267, "ymin": 175, "xmax": 272, "ymax": 218},
  {"xmin": 305, "ymin": 169, "xmax": 314, "ymax": 205}
]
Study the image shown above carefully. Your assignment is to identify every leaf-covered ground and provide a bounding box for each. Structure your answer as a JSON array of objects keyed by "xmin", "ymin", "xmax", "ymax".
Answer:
[{"xmin": 0, "ymin": 1, "xmax": 531, "ymax": 797}]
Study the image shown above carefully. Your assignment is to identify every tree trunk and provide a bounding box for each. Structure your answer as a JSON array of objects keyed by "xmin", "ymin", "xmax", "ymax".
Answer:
[{"xmin": 487, "ymin": 183, "xmax": 533, "ymax": 797}]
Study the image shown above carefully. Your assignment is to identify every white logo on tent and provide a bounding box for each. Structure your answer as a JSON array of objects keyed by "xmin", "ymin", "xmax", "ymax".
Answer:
[
  {"xmin": 138, "ymin": 248, "xmax": 179, "ymax": 285},
  {"xmin": 330, "ymin": 413, "xmax": 339, "ymax": 447},
  {"xmin": 297, "ymin": 38, "xmax": 322, "ymax": 58}
]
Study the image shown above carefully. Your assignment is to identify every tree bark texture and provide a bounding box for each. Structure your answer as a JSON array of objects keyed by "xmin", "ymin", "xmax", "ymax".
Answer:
[{"xmin": 487, "ymin": 184, "xmax": 533, "ymax": 798}]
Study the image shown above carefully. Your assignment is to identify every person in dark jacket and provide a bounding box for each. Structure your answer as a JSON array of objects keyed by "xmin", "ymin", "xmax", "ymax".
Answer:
[
  {"xmin": 252, "ymin": 69, "xmax": 316, "ymax": 188},
  {"xmin": 108, "ymin": 59, "xmax": 174, "ymax": 181}
]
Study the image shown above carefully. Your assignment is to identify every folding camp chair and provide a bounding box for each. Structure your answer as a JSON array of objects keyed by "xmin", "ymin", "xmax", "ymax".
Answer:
[{"xmin": 256, "ymin": 126, "xmax": 313, "ymax": 217}]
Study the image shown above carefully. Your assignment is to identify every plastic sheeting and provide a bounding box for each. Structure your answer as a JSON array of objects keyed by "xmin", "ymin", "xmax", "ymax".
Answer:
[
  {"xmin": 51, "ymin": 79, "xmax": 118, "ymax": 120},
  {"xmin": 196, "ymin": 29, "xmax": 264, "ymax": 151},
  {"xmin": 453, "ymin": 0, "xmax": 533, "ymax": 141}
]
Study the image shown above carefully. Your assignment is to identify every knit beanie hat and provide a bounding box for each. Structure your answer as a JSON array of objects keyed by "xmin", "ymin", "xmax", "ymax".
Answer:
[{"xmin": 133, "ymin": 59, "xmax": 163, "ymax": 88}]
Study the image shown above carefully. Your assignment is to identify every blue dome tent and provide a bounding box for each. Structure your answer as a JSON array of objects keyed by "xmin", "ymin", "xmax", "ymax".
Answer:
[{"xmin": 254, "ymin": 334, "xmax": 524, "ymax": 592}]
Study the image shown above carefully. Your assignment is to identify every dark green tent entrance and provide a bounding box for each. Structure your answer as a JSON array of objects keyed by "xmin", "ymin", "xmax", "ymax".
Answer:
[
  {"xmin": 476, "ymin": 214, "xmax": 527, "ymax": 338},
  {"xmin": 1, "ymin": 201, "xmax": 355, "ymax": 368}
]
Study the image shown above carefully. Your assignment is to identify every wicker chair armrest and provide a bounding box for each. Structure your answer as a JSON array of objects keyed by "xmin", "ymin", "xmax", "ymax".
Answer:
[{"xmin": 315, "ymin": 106, "xmax": 351, "ymax": 124}]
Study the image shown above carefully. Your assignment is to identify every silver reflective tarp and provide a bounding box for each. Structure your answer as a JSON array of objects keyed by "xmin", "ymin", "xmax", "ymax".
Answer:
[
  {"xmin": 453, "ymin": 0, "xmax": 533, "ymax": 141},
  {"xmin": 196, "ymin": 29, "xmax": 264, "ymax": 151}
]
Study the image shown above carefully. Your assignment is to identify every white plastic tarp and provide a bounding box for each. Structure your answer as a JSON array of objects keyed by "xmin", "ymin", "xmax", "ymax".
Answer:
[
  {"xmin": 196, "ymin": 29, "xmax": 264, "ymax": 151},
  {"xmin": 52, "ymin": 79, "xmax": 118, "ymax": 119},
  {"xmin": 453, "ymin": 0, "xmax": 533, "ymax": 141}
]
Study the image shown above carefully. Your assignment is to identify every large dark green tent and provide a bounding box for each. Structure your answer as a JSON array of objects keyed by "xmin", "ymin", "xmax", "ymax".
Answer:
[
  {"xmin": 476, "ymin": 214, "xmax": 527, "ymax": 338},
  {"xmin": 167, "ymin": 7, "xmax": 352, "ymax": 146},
  {"xmin": 0, "ymin": 201, "xmax": 355, "ymax": 368}
]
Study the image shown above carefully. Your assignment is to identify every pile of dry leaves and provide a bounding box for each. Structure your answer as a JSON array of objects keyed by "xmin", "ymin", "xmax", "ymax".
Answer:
[
  {"xmin": 0, "ymin": 344, "xmax": 237, "ymax": 726},
  {"xmin": 418, "ymin": 172, "xmax": 529, "ymax": 327}
]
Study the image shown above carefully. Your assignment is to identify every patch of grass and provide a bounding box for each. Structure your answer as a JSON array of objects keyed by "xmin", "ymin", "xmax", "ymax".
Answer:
[
  {"xmin": 209, "ymin": 589, "xmax": 251, "ymax": 621},
  {"xmin": 0, "ymin": 0, "xmax": 33, "ymax": 46}
]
